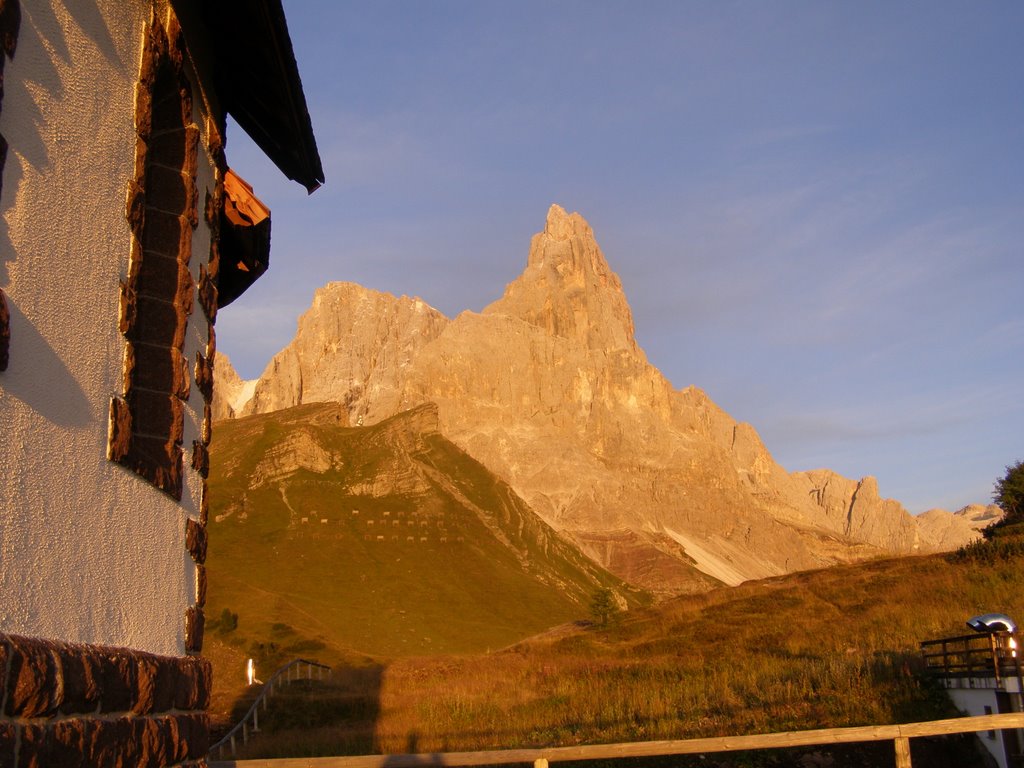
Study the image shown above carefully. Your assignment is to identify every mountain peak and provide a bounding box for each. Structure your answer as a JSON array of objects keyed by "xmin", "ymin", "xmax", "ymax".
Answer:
[
  {"xmin": 485, "ymin": 206, "xmax": 640, "ymax": 355},
  {"xmin": 542, "ymin": 203, "xmax": 592, "ymax": 243}
]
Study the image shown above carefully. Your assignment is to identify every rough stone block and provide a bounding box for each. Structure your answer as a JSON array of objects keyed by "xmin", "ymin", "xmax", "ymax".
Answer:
[
  {"xmin": 207, "ymin": 239, "xmax": 221, "ymax": 281},
  {"xmin": 198, "ymin": 483, "xmax": 209, "ymax": 526},
  {"xmin": 197, "ymin": 265, "xmax": 217, "ymax": 324},
  {"xmin": 190, "ymin": 441, "xmax": 209, "ymax": 479},
  {"xmin": 59, "ymin": 646, "xmax": 102, "ymax": 716},
  {"xmin": 195, "ymin": 564, "xmax": 207, "ymax": 608},
  {"xmin": 173, "ymin": 352, "xmax": 192, "ymax": 401},
  {"xmin": 184, "ymin": 607, "xmax": 204, "ymax": 655},
  {"xmin": 128, "ymin": 388, "xmax": 182, "ymax": 443},
  {"xmin": 0, "ymin": 0, "xmax": 21, "ymax": 60},
  {"xmin": 0, "ymin": 135, "xmax": 6, "ymax": 201},
  {"xmin": 84, "ymin": 717, "xmax": 135, "ymax": 768},
  {"xmin": 118, "ymin": 279, "xmax": 138, "ymax": 336},
  {"xmin": 151, "ymin": 81, "xmax": 187, "ymax": 138},
  {"xmin": 148, "ymin": 128, "xmax": 187, "ymax": 179},
  {"xmin": 94, "ymin": 650, "xmax": 137, "ymax": 714},
  {"xmin": 133, "ymin": 135, "xmax": 149, "ymax": 185},
  {"xmin": 194, "ymin": 353, "xmax": 214, "ymax": 403},
  {"xmin": 0, "ymin": 721, "xmax": 17, "ymax": 767},
  {"xmin": 185, "ymin": 518, "xmax": 206, "ymax": 564},
  {"xmin": 203, "ymin": 188, "xmax": 218, "ymax": 228},
  {"xmin": 130, "ymin": 344, "xmax": 175, "ymax": 399},
  {"xmin": 128, "ymin": 294, "xmax": 186, "ymax": 350},
  {"xmin": 135, "ymin": 79, "xmax": 154, "ymax": 139},
  {"xmin": 141, "ymin": 208, "xmax": 188, "ymax": 261},
  {"xmin": 171, "ymin": 657, "xmax": 210, "ymax": 712},
  {"xmin": 107, "ymin": 397, "xmax": 133, "ymax": 463},
  {"xmin": 134, "ymin": 656, "xmax": 174, "ymax": 716},
  {"xmin": 0, "ymin": 633, "xmax": 9, "ymax": 701},
  {"xmin": 176, "ymin": 259, "xmax": 195, "ymax": 317},
  {"xmin": 205, "ymin": 322, "xmax": 215, "ymax": 359},
  {"xmin": 134, "ymin": 250, "xmax": 181, "ymax": 302},
  {"xmin": 120, "ymin": 436, "xmax": 183, "ymax": 500},
  {"xmin": 125, "ymin": 179, "xmax": 146, "ymax": 232},
  {"xmin": 201, "ymin": 404, "xmax": 212, "ymax": 446},
  {"xmin": 0, "ymin": 287, "xmax": 10, "ymax": 372},
  {"xmin": 174, "ymin": 713, "xmax": 210, "ymax": 760},
  {"xmin": 5, "ymin": 635, "xmax": 60, "ymax": 719},
  {"xmin": 16, "ymin": 722, "xmax": 55, "ymax": 768}
]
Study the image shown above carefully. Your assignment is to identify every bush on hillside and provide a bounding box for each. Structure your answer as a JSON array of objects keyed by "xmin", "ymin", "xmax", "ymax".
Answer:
[
  {"xmin": 993, "ymin": 459, "xmax": 1024, "ymax": 525},
  {"xmin": 218, "ymin": 607, "xmax": 239, "ymax": 633}
]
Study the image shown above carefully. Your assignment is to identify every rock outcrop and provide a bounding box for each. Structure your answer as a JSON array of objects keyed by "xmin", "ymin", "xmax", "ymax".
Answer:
[
  {"xmin": 915, "ymin": 504, "xmax": 1003, "ymax": 551},
  {"xmin": 227, "ymin": 205, "xmax": 994, "ymax": 595},
  {"xmin": 212, "ymin": 352, "xmax": 256, "ymax": 421}
]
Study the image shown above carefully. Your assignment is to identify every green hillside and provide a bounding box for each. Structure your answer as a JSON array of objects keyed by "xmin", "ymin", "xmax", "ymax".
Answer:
[{"xmin": 206, "ymin": 402, "xmax": 641, "ymax": 665}]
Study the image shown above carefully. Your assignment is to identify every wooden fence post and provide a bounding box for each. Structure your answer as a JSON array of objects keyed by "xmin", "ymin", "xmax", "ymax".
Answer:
[
  {"xmin": 894, "ymin": 736, "xmax": 911, "ymax": 768},
  {"xmin": 534, "ymin": 758, "xmax": 549, "ymax": 768}
]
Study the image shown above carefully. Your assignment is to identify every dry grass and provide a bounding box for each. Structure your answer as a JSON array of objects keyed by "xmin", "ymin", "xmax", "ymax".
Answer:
[{"xmin": 219, "ymin": 536, "xmax": 1024, "ymax": 762}]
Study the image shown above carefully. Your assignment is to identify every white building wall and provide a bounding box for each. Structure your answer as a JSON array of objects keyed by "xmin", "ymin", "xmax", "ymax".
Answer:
[
  {"xmin": 945, "ymin": 686, "xmax": 1016, "ymax": 768},
  {"xmin": 0, "ymin": 0, "xmax": 212, "ymax": 657}
]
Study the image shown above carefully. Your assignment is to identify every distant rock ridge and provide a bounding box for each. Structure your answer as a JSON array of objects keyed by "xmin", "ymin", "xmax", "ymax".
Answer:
[
  {"xmin": 212, "ymin": 351, "xmax": 257, "ymax": 421},
  {"xmin": 220, "ymin": 205, "xmax": 997, "ymax": 595}
]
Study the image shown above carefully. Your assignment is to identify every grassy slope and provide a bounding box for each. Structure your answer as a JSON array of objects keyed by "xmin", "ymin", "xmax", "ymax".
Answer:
[
  {"xmin": 221, "ymin": 526, "xmax": 1023, "ymax": 763},
  {"xmin": 206, "ymin": 403, "xmax": 638, "ymax": 721}
]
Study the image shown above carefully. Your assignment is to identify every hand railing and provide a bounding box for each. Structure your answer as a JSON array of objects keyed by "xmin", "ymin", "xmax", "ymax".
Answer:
[{"xmin": 209, "ymin": 658, "xmax": 333, "ymax": 760}]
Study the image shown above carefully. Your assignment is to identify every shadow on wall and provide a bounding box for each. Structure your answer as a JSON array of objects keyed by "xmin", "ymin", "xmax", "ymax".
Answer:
[
  {"xmin": 1, "ymin": 297, "xmax": 90, "ymax": 426},
  {"xmin": 221, "ymin": 659, "xmax": 386, "ymax": 760},
  {"xmin": 0, "ymin": 0, "xmax": 125, "ymax": 283}
]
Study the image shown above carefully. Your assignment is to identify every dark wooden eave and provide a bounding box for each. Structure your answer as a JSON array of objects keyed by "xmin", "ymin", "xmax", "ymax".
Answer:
[
  {"xmin": 174, "ymin": 0, "xmax": 325, "ymax": 193},
  {"xmin": 218, "ymin": 170, "xmax": 271, "ymax": 308}
]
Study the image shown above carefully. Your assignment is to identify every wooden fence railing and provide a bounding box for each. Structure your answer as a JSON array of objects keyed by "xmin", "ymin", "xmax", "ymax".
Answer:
[
  {"xmin": 921, "ymin": 630, "xmax": 1022, "ymax": 687},
  {"xmin": 210, "ymin": 658, "xmax": 333, "ymax": 760},
  {"xmin": 208, "ymin": 711, "xmax": 1024, "ymax": 768}
]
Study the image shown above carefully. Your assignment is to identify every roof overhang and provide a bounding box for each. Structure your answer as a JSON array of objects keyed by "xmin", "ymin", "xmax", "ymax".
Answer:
[
  {"xmin": 217, "ymin": 170, "xmax": 272, "ymax": 309},
  {"xmin": 173, "ymin": 0, "xmax": 325, "ymax": 193}
]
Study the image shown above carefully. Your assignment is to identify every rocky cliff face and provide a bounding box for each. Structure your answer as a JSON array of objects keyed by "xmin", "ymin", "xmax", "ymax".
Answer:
[
  {"xmin": 225, "ymin": 205, "xmax": 995, "ymax": 595},
  {"xmin": 212, "ymin": 352, "xmax": 256, "ymax": 421}
]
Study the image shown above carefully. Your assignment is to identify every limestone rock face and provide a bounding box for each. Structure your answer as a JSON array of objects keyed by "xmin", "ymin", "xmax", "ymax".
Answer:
[
  {"xmin": 484, "ymin": 205, "xmax": 641, "ymax": 356},
  {"xmin": 212, "ymin": 352, "xmax": 256, "ymax": 421},
  {"xmin": 229, "ymin": 206, "xmax": 989, "ymax": 594},
  {"xmin": 915, "ymin": 504, "xmax": 1003, "ymax": 550},
  {"xmin": 244, "ymin": 283, "xmax": 449, "ymax": 420}
]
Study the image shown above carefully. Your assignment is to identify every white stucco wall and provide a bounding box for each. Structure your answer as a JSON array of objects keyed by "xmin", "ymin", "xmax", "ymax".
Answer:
[
  {"xmin": 945, "ymin": 686, "xmax": 1017, "ymax": 768},
  {"xmin": 0, "ymin": 0, "xmax": 215, "ymax": 657}
]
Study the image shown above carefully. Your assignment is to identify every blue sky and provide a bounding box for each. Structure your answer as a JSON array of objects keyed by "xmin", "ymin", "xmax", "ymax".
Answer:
[{"xmin": 216, "ymin": 1, "xmax": 1023, "ymax": 514}]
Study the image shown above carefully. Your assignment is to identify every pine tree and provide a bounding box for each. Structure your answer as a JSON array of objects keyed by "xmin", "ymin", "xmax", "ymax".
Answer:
[{"xmin": 589, "ymin": 588, "xmax": 619, "ymax": 627}]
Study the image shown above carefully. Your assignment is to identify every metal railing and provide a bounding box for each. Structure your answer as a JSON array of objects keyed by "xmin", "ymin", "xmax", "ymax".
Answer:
[
  {"xmin": 210, "ymin": 658, "xmax": 333, "ymax": 760},
  {"xmin": 208, "ymin": 712, "xmax": 1024, "ymax": 768}
]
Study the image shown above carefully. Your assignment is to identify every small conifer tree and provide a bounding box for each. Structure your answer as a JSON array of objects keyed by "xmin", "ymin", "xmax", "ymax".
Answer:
[{"xmin": 589, "ymin": 587, "xmax": 620, "ymax": 627}]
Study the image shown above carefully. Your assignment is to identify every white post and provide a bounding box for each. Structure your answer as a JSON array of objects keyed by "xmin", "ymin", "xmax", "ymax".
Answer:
[{"xmin": 535, "ymin": 759, "xmax": 549, "ymax": 768}]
